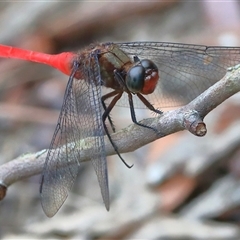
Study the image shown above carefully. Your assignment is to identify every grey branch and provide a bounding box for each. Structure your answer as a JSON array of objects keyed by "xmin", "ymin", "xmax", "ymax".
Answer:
[{"xmin": 0, "ymin": 64, "xmax": 240, "ymax": 200}]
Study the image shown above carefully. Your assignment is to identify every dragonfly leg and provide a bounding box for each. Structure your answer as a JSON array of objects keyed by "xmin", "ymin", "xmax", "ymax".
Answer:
[
  {"xmin": 114, "ymin": 68, "xmax": 159, "ymax": 134},
  {"xmin": 136, "ymin": 93, "xmax": 163, "ymax": 114},
  {"xmin": 127, "ymin": 92, "xmax": 159, "ymax": 134},
  {"xmin": 101, "ymin": 91, "xmax": 119, "ymax": 132},
  {"xmin": 102, "ymin": 91, "xmax": 133, "ymax": 168}
]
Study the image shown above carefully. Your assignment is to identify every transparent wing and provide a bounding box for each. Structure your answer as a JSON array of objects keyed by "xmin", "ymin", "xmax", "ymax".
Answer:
[
  {"xmin": 40, "ymin": 56, "xmax": 109, "ymax": 217},
  {"xmin": 40, "ymin": 68, "xmax": 81, "ymax": 217},
  {"xmin": 116, "ymin": 42, "xmax": 240, "ymax": 108},
  {"xmin": 78, "ymin": 53, "xmax": 109, "ymax": 211}
]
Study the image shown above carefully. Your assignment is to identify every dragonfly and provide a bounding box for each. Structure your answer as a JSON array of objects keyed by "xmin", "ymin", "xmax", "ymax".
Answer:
[{"xmin": 1, "ymin": 41, "xmax": 240, "ymax": 217}]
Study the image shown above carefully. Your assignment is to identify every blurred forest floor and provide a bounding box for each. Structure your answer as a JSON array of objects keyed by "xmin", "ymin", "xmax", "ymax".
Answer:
[{"xmin": 1, "ymin": 1, "xmax": 240, "ymax": 239}]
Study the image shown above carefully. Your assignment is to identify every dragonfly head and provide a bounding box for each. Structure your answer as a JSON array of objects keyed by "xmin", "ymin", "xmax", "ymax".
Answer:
[{"xmin": 126, "ymin": 59, "xmax": 159, "ymax": 95}]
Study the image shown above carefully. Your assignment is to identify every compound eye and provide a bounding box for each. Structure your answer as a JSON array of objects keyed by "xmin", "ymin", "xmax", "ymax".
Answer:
[
  {"xmin": 126, "ymin": 65, "xmax": 145, "ymax": 93},
  {"xmin": 140, "ymin": 59, "xmax": 158, "ymax": 71}
]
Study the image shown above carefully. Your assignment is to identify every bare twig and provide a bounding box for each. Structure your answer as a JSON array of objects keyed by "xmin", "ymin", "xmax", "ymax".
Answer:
[{"xmin": 0, "ymin": 65, "xmax": 240, "ymax": 200}]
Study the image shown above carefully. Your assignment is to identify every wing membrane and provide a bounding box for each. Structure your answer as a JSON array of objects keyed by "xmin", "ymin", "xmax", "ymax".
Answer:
[
  {"xmin": 40, "ymin": 69, "xmax": 81, "ymax": 217},
  {"xmin": 117, "ymin": 42, "xmax": 240, "ymax": 108},
  {"xmin": 40, "ymin": 55, "xmax": 109, "ymax": 217}
]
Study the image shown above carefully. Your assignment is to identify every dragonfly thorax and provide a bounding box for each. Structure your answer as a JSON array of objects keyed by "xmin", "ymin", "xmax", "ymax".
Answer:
[{"xmin": 98, "ymin": 44, "xmax": 159, "ymax": 95}]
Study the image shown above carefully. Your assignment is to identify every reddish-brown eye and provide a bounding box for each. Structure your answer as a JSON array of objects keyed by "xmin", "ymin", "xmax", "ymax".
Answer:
[{"xmin": 126, "ymin": 59, "xmax": 159, "ymax": 94}]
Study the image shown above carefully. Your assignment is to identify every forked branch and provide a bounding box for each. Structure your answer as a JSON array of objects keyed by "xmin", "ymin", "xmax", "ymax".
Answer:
[{"xmin": 0, "ymin": 65, "xmax": 240, "ymax": 200}]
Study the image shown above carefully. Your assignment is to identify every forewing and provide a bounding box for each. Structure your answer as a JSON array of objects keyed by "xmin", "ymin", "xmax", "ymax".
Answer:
[
  {"xmin": 40, "ymin": 53, "xmax": 110, "ymax": 217},
  {"xmin": 40, "ymin": 67, "xmax": 82, "ymax": 217},
  {"xmin": 117, "ymin": 42, "xmax": 240, "ymax": 108},
  {"xmin": 80, "ymin": 53, "xmax": 110, "ymax": 210}
]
